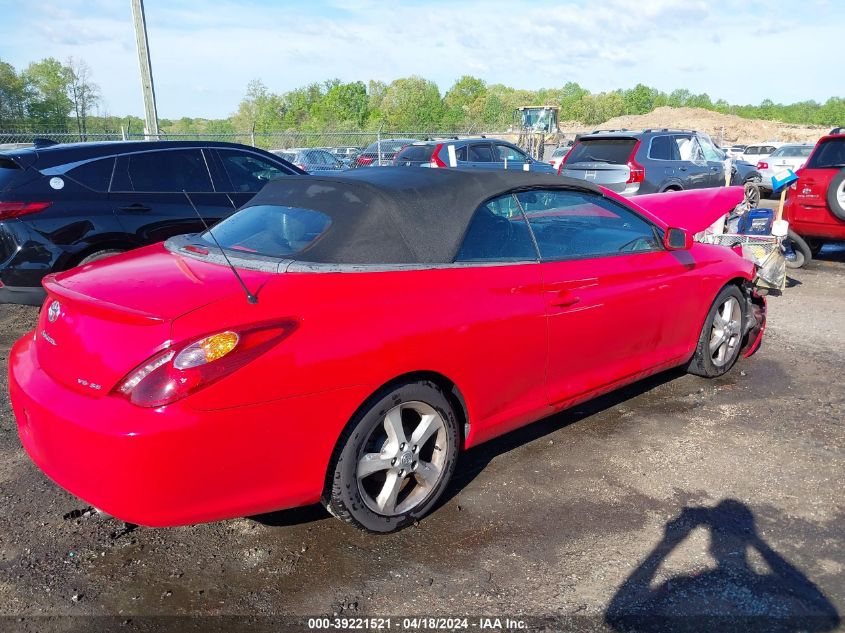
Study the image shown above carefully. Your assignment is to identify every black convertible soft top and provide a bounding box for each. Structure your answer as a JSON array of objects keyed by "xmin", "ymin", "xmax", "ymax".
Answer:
[{"xmin": 245, "ymin": 168, "xmax": 603, "ymax": 265}]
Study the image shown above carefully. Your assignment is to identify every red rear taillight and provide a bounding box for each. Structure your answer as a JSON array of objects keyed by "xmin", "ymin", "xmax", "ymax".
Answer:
[
  {"xmin": 356, "ymin": 156, "xmax": 375, "ymax": 166},
  {"xmin": 757, "ymin": 161, "xmax": 768, "ymax": 170},
  {"xmin": 114, "ymin": 322, "xmax": 298, "ymax": 408},
  {"xmin": 0, "ymin": 201, "xmax": 52, "ymax": 220},
  {"xmin": 626, "ymin": 141, "xmax": 644, "ymax": 184},
  {"xmin": 556, "ymin": 144, "xmax": 577, "ymax": 175},
  {"xmin": 430, "ymin": 143, "xmax": 447, "ymax": 168}
]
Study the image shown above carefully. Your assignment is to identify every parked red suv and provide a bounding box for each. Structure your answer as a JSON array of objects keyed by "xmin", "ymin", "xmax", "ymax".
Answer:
[{"xmin": 783, "ymin": 129, "xmax": 845, "ymax": 266}]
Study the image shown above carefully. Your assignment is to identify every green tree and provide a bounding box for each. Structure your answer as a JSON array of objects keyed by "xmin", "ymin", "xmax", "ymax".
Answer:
[
  {"xmin": 379, "ymin": 76, "xmax": 444, "ymax": 131},
  {"xmin": 0, "ymin": 60, "xmax": 30, "ymax": 124},
  {"xmin": 442, "ymin": 75, "xmax": 487, "ymax": 129},
  {"xmin": 623, "ymin": 83, "xmax": 658, "ymax": 115},
  {"xmin": 311, "ymin": 80, "xmax": 368, "ymax": 129},
  {"xmin": 22, "ymin": 57, "xmax": 72, "ymax": 127},
  {"xmin": 65, "ymin": 57, "xmax": 100, "ymax": 137}
]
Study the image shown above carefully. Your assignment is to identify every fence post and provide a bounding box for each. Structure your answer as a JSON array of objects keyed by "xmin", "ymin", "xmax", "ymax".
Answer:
[{"xmin": 251, "ymin": 123, "xmax": 256, "ymax": 147}]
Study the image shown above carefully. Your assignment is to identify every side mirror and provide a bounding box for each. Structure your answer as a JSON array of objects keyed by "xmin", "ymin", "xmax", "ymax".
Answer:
[{"xmin": 664, "ymin": 227, "xmax": 692, "ymax": 250}]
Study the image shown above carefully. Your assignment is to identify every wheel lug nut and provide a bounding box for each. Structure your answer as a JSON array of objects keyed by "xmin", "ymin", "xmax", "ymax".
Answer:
[
  {"xmin": 400, "ymin": 443, "xmax": 406, "ymax": 450},
  {"xmin": 391, "ymin": 458, "xmax": 396, "ymax": 465}
]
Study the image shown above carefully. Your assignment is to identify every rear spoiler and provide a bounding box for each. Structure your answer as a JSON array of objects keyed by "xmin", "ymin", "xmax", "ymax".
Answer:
[
  {"xmin": 632, "ymin": 187, "xmax": 744, "ymax": 234},
  {"xmin": 42, "ymin": 276, "xmax": 165, "ymax": 325}
]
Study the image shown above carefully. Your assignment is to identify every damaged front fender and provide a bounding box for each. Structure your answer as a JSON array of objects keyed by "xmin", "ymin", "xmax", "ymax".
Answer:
[{"xmin": 741, "ymin": 284, "xmax": 767, "ymax": 358}]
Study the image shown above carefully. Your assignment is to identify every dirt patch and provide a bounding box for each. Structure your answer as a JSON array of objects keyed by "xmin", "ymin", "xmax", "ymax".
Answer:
[{"xmin": 560, "ymin": 106, "xmax": 831, "ymax": 145}]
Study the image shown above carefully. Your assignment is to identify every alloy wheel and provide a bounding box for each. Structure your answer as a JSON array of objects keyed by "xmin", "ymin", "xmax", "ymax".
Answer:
[
  {"xmin": 356, "ymin": 401, "xmax": 449, "ymax": 516},
  {"xmin": 709, "ymin": 296, "xmax": 742, "ymax": 367}
]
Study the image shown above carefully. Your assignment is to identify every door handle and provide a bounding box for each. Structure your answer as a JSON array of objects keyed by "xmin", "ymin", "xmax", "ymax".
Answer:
[
  {"xmin": 679, "ymin": 167, "xmax": 688, "ymax": 171},
  {"xmin": 118, "ymin": 203, "xmax": 151, "ymax": 212},
  {"xmin": 546, "ymin": 290, "xmax": 581, "ymax": 308}
]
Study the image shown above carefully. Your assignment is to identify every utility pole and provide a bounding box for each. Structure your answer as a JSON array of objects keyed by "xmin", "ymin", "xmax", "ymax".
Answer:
[{"xmin": 130, "ymin": 0, "xmax": 160, "ymax": 139}]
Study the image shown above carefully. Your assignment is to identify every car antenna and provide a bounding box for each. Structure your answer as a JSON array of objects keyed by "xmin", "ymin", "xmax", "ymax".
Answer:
[{"xmin": 182, "ymin": 190, "xmax": 258, "ymax": 305}]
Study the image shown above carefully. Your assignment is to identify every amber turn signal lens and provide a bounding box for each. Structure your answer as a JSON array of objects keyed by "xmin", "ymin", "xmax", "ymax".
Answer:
[{"xmin": 174, "ymin": 331, "xmax": 240, "ymax": 369}]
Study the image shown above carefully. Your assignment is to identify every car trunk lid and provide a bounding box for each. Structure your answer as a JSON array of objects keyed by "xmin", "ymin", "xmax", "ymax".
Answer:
[
  {"xmin": 36, "ymin": 244, "xmax": 272, "ymax": 396},
  {"xmin": 632, "ymin": 186, "xmax": 745, "ymax": 234},
  {"xmin": 559, "ymin": 162, "xmax": 632, "ymax": 191}
]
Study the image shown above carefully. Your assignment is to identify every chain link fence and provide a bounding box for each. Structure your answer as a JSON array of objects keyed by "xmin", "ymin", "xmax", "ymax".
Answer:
[{"xmin": 0, "ymin": 128, "xmax": 582, "ymax": 162}]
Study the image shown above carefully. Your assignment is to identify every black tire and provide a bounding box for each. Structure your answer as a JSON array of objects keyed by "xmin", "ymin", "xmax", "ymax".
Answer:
[
  {"xmin": 78, "ymin": 249, "xmax": 124, "ymax": 265},
  {"xmin": 323, "ymin": 380, "xmax": 460, "ymax": 533},
  {"xmin": 688, "ymin": 285, "xmax": 746, "ymax": 378},
  {"xmin": 826, "ymin": 169, "xmax": 845, "ymax": 222},
  {"xmin": 784, "ymin": 230, "xmax": 811, "ymax": 270}
]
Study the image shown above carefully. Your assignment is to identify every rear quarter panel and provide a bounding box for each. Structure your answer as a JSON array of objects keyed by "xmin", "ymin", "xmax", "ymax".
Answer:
[{"xmin": 173, "ymin": 264, "xmax": 550, "ymax": 449}]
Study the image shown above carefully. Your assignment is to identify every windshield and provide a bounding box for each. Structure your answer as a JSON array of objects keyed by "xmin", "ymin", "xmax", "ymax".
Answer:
[
  {"xmin": 771, "ymin": 146, "xmax": 813, "ymax": 158},
  {"xmin": 564, "ymin": 139, "xmax": 637, "ymax": 165},
  {"xmin": 397, "ymin": 145, "xmax": 436, "ymax": 161},
  {"xmin": 200, "ymin": 204, "xmax": 331, "ymax": 258}
]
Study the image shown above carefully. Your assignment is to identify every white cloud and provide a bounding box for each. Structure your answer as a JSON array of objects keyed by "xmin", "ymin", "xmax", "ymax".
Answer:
[{"xmin": 0, "ymin": 0, "xmax": 839, "ymax": 119}]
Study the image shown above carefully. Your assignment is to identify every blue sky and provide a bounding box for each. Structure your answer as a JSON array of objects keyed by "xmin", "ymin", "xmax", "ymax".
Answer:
[{"xmin": 0, "ymin": 0, "xmax": 839, "ymax": 119}]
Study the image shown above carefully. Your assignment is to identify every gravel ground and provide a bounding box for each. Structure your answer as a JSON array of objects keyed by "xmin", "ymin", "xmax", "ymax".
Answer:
[{"xmin": 0, "ymin": 246, "xmax": 843, "ymax": 632}]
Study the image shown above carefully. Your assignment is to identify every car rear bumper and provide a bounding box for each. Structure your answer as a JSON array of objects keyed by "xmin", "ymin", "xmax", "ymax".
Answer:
[
  {"xmin": 9, "ymin": 334, "xmax": 368, "ymax": 527},
  {"xmin": 785, "ymin": 199, "xmax": 845, "ymax": 240}
]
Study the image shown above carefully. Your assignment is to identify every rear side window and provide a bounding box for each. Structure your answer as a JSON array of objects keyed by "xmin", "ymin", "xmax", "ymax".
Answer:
[
  {"xmin": 468, "ymin": 144, "xmax": 494, "ymax": 162},
  {"xmin": 0, "ymin": 157, "xmax": 22, "ymax": 191},
  {"xmin": 201, "ymin": 204, "xmax": 331, "ymax": 258},
  {"xmin": 67, "ymin": 158, "xmax": 115, "ymax": 191},
  {"xmin": 648, "ymin": 135, "xmax": 680, "ymax": 161},
  {"xmin": 565, "ymin": 139, "xmax": 637, "ymax": 165},
  {"xmin": 495, "ymin": 144, "xmax": 528, "ymax": 161},
  {"xmin": 396, "ymin": 145, "xmax": 436, "ymax": 162},
  {"xmin": 219, "ymin": 151, "xmax": 288, "ymax": 193},
  {"xmin": 455, "ymin": 194, "xmax": 537, "ymax": 262},
  {"xmin": 122, "ymin": 150, "xmax": 213, "ymax": 192},
  {"xmin": 806, "ymin": 139, "xmax": 845, "ymax": 169}
]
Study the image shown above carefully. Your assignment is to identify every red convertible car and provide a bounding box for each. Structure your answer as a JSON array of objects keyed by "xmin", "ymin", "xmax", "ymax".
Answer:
[{"xmin": 9, "ymin": 169, "xmax": 765, "ymax": 533}]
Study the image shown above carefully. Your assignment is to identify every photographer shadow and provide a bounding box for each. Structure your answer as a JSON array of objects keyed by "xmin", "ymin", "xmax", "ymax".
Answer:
[{"xmin": 605, "ymin": 499, "xmax": 840, "ymax": 633}]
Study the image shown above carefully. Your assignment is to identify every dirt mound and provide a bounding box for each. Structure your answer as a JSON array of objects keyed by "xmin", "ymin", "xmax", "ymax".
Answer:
[{"xmin": 561, "ymin": 106, "xmax": 829, "ymax": 145}]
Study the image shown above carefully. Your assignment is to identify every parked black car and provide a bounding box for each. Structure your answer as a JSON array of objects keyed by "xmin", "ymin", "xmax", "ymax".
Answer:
[
  {"xmin": 559, "ymin": 129, "xmax": 761, "ymax": 196},
  {"xmin": 0, "ymin": 140, "xmax": 303, "ymax": 305}
]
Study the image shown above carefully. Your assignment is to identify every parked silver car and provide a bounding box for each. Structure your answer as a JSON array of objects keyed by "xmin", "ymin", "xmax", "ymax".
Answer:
[
  {"xmin": 756, "ymin": 144, "xmax": 814, "ymax": 194},
  {"xmin": 271, "ymin": 148, "xmax": 348, "ymax": 173}
]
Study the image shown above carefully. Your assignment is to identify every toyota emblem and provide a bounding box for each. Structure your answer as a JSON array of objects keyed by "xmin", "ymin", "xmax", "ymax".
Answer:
[{"xmin": 47, "ymin": 300, "xmax": 61, "ymax": 323}]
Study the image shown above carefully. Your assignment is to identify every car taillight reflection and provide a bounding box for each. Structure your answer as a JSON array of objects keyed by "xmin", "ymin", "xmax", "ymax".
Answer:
[{"xmin": 0, "ymin": 201, "xmax": 52, "ymax": 220}]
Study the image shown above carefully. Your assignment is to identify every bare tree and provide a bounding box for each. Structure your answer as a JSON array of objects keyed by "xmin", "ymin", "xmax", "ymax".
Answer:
[{"xmin": 65, "ymin": 57, "xmax": 100, "ymax": 140}]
